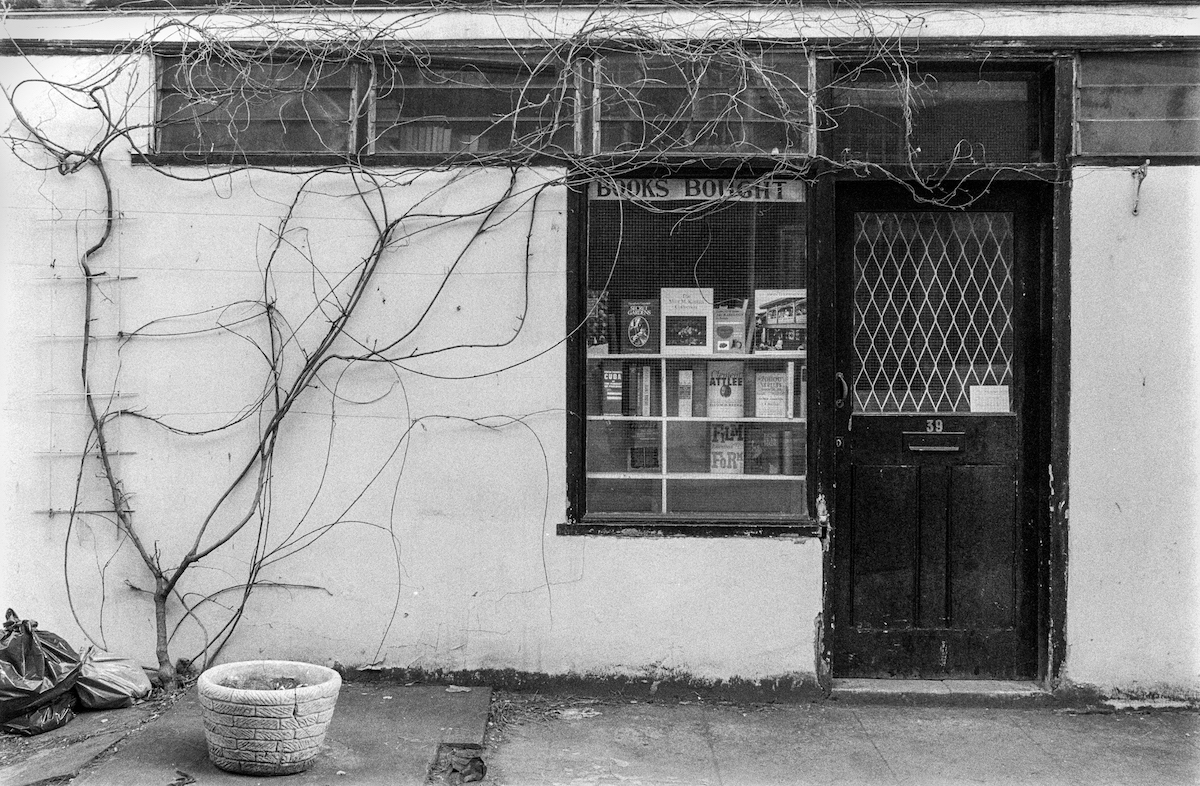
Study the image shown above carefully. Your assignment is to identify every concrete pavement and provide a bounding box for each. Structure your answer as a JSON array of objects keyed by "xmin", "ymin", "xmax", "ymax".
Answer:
[
  {"xmin": 484, "ymin": 693, "xmax": 1199, "ymax": 786},
  {"xmin": 2, "ymin": 682, "xmax": 1197, "ymax": 786}
]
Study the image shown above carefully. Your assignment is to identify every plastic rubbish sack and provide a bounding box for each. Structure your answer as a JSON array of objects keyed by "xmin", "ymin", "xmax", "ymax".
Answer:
[
  {"xmin": 0, "ymin": 692, "xmax": 76, "ymax": 736},
  {"xmin": 75, "ymin": 649, "xmax": 153, "ymax": 710},
  {"xmin": 0, "ymin": 608, "xmax": 82, "ymax": 725}
]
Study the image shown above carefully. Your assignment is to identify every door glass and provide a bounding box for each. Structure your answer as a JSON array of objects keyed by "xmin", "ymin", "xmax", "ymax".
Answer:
[{"xmin": 852, "ymin": 212, "xmax": 1014, "ymax": 413}]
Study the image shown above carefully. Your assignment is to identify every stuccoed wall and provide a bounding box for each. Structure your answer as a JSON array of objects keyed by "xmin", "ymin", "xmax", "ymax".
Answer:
[
  {"xmin": 0, "ymin": 54, "xmax": 824, "ymax": 686},
  {"xmin": 1066, "ymin": 166, "xmax": 1200, "ymax": 698}
]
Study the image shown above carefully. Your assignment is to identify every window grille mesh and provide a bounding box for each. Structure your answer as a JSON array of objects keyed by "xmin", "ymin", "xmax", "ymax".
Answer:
[{"xmin": 852, "ymin": 212, "xmax": 1014, "ymax": 413}]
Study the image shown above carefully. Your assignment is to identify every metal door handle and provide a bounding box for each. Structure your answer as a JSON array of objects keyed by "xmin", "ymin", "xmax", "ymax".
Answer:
[{"xmin": 835, "ymin": 372, "xmax": 848, "ymax": 409}]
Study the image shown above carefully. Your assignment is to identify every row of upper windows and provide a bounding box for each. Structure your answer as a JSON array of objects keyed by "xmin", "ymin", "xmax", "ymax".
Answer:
[{"xmin": 154, "ymin": 50, "xmax": 1199, "ymax": 161}]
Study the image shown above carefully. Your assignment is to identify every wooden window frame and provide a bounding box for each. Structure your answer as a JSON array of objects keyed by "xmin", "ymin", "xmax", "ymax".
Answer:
[
  {"xmin": 562, "ymin": 166, "xmax": 819, "ymax": 539},
  {"xmin": 146, "ymin": 49, "xmax": 576, "ymax": 166}
]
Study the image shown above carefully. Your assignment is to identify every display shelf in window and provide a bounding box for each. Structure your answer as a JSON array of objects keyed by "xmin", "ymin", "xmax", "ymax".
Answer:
[{"xmin": 581, "ymin": 178, "xmax": 809, "ymax": 521}]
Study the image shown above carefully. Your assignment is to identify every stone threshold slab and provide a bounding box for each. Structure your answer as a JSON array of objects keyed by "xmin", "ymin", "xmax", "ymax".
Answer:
[{"xmin": 831, "ymin": 679, "xmax": 1053, "ymax": 704}]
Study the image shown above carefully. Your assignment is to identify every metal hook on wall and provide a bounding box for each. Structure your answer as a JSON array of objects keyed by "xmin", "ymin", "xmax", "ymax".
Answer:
[{"xmin": 1131, "ymin": 159, "xmax": 1150, "ymax": 216}]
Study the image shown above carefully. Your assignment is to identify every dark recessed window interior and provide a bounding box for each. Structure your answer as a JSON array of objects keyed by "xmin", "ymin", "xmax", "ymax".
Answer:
[
  {"xmin": 1078, "ymin": 51, "xmax": 1200, "ymax": 156},
  {"xmin": 597, "ymin": 52, "xmax": 810, "ymax": 156},
  {"xmin": 158, "ymin": 58, "xmax": 356, "ymax": 155},
  {"xmin": 156, "ymin": 53, "xmax": 571, "ymax": 158},
  {"xmin": 372, "ymin": 56, "xmax": 573, "ymax": 155},
  {"xmin": 584, "ymin": 184, "xmax": 809, "ymax": 520},
  {"xmin": 824, "ymin": 66, "xmax": 1046, "ymax": 164}
]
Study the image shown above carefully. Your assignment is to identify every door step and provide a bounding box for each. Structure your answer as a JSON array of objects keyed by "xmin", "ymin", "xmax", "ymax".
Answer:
[{"xmin": 831, "ymin": 679, "xmax": 1053, "ymax": 706}]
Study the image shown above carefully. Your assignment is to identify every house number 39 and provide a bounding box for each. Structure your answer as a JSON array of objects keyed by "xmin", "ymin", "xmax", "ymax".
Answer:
[{"xmin": 926, "ymin": 419, "xmax": 945, "ymax": 433}]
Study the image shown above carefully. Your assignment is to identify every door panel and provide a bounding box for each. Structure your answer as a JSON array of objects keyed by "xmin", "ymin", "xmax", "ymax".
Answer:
[
  {"xmin": 830, "ymin": 183, "xmax": 1040, "ymax": 679},
  {"xmin": 850, "ymin": 464, "xmax": 917, "ymax": 627},
  {"xmin": 949, "ymin": 464, "xmax": 1016, "ymax": 629}
]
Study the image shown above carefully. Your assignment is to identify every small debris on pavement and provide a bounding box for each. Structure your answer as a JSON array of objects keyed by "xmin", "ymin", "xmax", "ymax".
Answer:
[
  {"xmin": 551, "ymin": 707, "xmax": 601, "ymax": 720},
  {"xmin": 446, "ymin": 685, "xmax": 471, "ymax": 693}
]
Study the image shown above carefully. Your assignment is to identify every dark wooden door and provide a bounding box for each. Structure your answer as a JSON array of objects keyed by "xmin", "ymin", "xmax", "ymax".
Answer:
[{"xmin": 829, "ymin": 183, "xmax": 1042, "ymax": 679}]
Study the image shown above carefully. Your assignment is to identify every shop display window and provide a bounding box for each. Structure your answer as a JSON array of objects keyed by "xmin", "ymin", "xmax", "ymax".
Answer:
[{"xmin": 582, "ymin": 177, "xmax": 809, "ymax": 521}]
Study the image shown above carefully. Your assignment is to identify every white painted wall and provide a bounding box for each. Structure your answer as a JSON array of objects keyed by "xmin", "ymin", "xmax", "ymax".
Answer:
[
  {"xmin": 1066, "ymin": 166, "xmax": 1200, "ymax": 697},
  {"xmin": 5, "ymin": 15, "xmax": 1200, "ymax": 696},
  {"xmin": 0, "ymin": 54, "xmax": 823, "ymax": 685}
]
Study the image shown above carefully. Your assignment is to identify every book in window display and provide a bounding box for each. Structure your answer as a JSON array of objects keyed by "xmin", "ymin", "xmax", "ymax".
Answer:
[
  {"xmin": 628, "ymin": 422, "xmax": 660, "ymax": 471},
  {"xmin": 710, "ymin": 423, "xmax": 745, "ymax": 475},
  {"xmin": 601, "ymin": 361, "xmax": 623, "ymax": 415},
  {"xmin": 706, "ymin": 361, "xmax": 745, "ymax": 418},
  {"xmin": 713, "ymin": 301, "xmax": 749, "ymax": 354},
  {"xmin": 745, "ymin": 425, "xmax": 782, "ymax": 475},
  {"xmin": 586, "ymin": 289, "xmax": 611, "ymax": 356},
  {"xmin": 660, "ymin": 287, "xmax": 713, "ymax": 354},
  {"xmin": 753, "ymin": 289, "xmax": 807, "ymax": 352},
  {"xmin": 620, "ymin": 299, "xmax": 658, "ymax": 354},
  {"xmin": 677, "ymin": 369, "xmax": 694, "ymax": 417},
  {"xmin": 753, "ymin": 369, "xmax": 790, "ymax": 419},
  {"xmin": 626, "ymin": 364, "xmax": 655, "ymax": 417}
]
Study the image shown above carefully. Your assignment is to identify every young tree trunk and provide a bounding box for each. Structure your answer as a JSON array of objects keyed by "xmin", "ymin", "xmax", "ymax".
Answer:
[{"xmin": 154, "ymin": 585, "xmax": 177, "ymax": 691}]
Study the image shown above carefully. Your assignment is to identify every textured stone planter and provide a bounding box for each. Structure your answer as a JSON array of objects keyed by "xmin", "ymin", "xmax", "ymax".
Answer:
[{"xmin": 197, "ymin": 660, "xmax": 341, "ymax": 775}]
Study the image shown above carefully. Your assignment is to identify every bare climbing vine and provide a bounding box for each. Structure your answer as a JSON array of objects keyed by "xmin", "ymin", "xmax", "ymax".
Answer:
[{"xmin": 1, "ymin": 0, "xmax": 1053, "ymax": 689}]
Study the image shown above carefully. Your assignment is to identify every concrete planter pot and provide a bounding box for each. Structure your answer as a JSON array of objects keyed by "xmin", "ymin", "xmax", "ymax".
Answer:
[{"xmin": 197, "ymin": 660, "xmax": 341, "ymax": 775}]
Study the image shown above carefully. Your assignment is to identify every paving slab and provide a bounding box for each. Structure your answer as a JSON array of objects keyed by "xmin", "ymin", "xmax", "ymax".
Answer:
[
  {"xmin": 485, "ymin": 697, "xmax": 1200, "ymax": 786},
  {"xmin": 702, "ymin": 703, "xmax": 897, "ymax": 786},
  {"xmin": 0, "ymin": 696, "xmax": 172, "ymax": 786},
  {"xmin": 852, "ymin": 706, "xmax": 1066, "ymax": 785},
  {"xmin": 488, "ymin": 702, "xmax": 723, "ymax": 786},
  {"xmin": 0, "ymin": 731, "xmax": 125, "ymax": 786},
  {"xmin": 1007, "ymin": 708, "xmax": 1200, "ymax": 785},
  {"xmin": 74, "ymin": 683, "xmax": 491, "ymax": 786}
]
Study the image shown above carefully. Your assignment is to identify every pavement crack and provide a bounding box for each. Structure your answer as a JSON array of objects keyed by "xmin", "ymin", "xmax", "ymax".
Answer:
[
  {"xmin": 851, "ymin": 708, "xmax": 902, "ymax": 785},
  {"xmin": 698, "ymin": 714, "xmax": 725, "ymax": 786}
]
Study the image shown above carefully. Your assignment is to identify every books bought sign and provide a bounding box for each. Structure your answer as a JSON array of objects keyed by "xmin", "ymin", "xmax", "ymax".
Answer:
[{"xmin": 590, "ymin": 179, "xmax": 805, "ymax": 202}]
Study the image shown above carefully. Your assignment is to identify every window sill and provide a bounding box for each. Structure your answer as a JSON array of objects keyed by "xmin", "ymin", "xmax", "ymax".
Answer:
[
  {"xmin": 557, "ymin": 520, "xmax": 819, "ymax": 538},
  {"xmin": 1071, "ymin": 154, "xmax": 1200, "ymax": 166}
]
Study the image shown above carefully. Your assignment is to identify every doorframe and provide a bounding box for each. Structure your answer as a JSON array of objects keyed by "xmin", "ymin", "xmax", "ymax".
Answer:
[{"xmin": 814, "ymin": 56, "xmax": 1073, "ymax": 686}]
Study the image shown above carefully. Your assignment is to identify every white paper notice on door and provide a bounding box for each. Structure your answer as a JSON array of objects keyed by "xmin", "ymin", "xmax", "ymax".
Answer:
[{"xmin": 969, "ymin": 385, "xmax": 1010, "ymax": 413}]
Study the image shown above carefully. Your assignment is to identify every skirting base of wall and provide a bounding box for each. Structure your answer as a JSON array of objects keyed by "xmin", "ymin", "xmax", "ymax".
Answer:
[{"xmin": 337, "ymin": 665, "xmax": 825, "ymax": 704}]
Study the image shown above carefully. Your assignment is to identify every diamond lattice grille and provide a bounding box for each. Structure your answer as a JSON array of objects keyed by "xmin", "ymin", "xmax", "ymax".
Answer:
[{"xmin": 853, "ymin": 212, "xmax": 1014, "ymax": 413}]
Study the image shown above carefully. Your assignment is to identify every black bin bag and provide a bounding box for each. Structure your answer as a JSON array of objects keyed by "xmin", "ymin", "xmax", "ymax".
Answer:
[
  {"xmin": 1, "ymin": 693, "xmax": 76, "ymax": 736},
  {"xmin": 0, "ymin": 609, "xmax": 82, "ymax": 733},
  {"xmin": 75, "ymin": 649, "xmax": 153, "ymax": 710}
]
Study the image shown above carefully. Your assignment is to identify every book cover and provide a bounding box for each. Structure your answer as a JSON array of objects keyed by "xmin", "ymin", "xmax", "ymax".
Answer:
[
  {"xmin": 637, "ymin": 364, "xmax": 653, "ymax": 417},
  {"xmin": 745, "ymin": 426, "xmax": 783, "ymax": 475},
  {"xmin": 753, "ymin": 289, "xmax": 807, "ymax": 352},
  {"xmin": 620, "ymin": 299, "xmax": 658, "ymax": 354},
  {"xmin": 628, "ymin": 422, "xmax": 660, "ymax": 471},
  {"xmin": 661, "ymin": 287, "xmax": 714, "ymax": 354},
  {"xmin": 710, "ymin": 423, "xmax": 745, "ymax": 474},
  {"xmin": 601, "ymin": 361, "xmax": 623, "ymax": 415},
  {"xmin": 707, "ymin": 361, "xmax": 745, "ymax": 418},
  {"xmin": 678, "ymin": 369, "xmax": 694, "ymax": 417},
  {"xmin": 713, "ymin": 301, "xmax": 749, "ymax": 354},
  {"xmin": 586, "ymin": 289, "xmax": 611, "ymax": 356},
  {"xmin": 797, "ymin": 364, "xmax": 807, "ymax": 419},
  {"xmin": 754, "ymin": 370, "xmax": 789, "ymax": 419}
]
